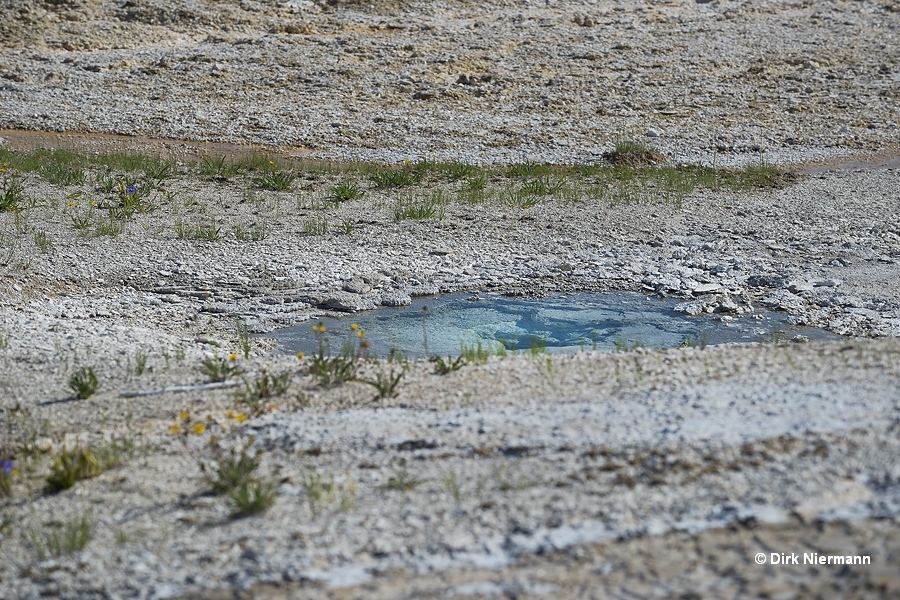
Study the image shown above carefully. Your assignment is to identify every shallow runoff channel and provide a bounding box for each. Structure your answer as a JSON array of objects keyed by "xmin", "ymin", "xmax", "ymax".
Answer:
[{"xmin": 269, "ymin": 292, "xmax": 840, "ymax": 359}]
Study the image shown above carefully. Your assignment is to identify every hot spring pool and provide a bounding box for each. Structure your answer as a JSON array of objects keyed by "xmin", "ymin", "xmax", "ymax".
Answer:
[{"xmin": 268, "ymin": 292, "xmax": 839, "ymax": 359}]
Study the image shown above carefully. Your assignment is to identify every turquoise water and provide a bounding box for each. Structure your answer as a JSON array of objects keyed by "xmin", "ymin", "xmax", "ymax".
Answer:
[{"xmin": 270, "ymin": 292, "xmax": 839, "ymax": 359}]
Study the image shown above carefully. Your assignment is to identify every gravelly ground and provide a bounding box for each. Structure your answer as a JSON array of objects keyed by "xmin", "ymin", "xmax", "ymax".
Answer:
[
  {"xmin": 1, "ymin": 0, "xmax": 898, "ymax": 164},
  {"xmin": 1, "ymin": 1, "xmax": 900, "ymax": 598}
]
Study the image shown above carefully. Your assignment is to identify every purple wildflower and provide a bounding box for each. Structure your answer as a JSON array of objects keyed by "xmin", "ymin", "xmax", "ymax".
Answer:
[
  {"xmin": 126, "ymin": 185, "xmax": 137, "ymax": 195},
  {"xmin": 0, "ymin": 460, "xmax": 12, "ymax": 476}
]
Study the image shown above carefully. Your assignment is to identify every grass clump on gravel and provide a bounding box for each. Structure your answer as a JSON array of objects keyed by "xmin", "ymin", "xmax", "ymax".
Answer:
[
  {"xmin": 386, "ymin": 469, "xmax": 422, "ymax": 492},
  {"xmin": 67, "ymin": 366, "xmax": 99, "ymax": 399},
  {"xmin": 200, "ymin": 355, "xmax": 242, "ymax": 382},
  {"xmin": 45, "ymin": 448, "xmax": 103, "ymax": 493},
  {"xmin": 370, "ymin": 164, "xmax": 421, "ymax": 189},
  {"xmin": 230, "ymin": 481, "xmax": 277, "ymax": 518},
  {"xmin": 604, "ymin": 137, "xmax": 667, "ymax": 167},
  {"xmin": 0, "ymin": 175, "xmax": 24, "ymax": 211},
  {"xmin": 27, "ymin": 510, "xmax": 94, "ymax": 559},
  {"xmin": 327, "ymin": 181, "xmax": 363, "ymax": 203},
  {"xmin": 174, "ymin": 221, "xmax": 223, "ymax": 241},
  {"xmin": 252, "ymin": 170, "xmax": 295, "ymax": 191},
  {"xmin": 203, "ymin": 444, "xmax": 260, "ymax": 495},
  {"xmin": 235, "ymin": 370, "xmax": 291, "ymax": 413}
]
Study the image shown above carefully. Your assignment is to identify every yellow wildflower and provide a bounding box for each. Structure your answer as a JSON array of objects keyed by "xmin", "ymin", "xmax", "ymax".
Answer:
[
  {"xmin": 357, "ymin": 330, "xmax": 366, "ymax": 339},
  {"xmin": 179, "ymin": 410, "xmax": 189, "ymax": 421},
  {"xmin": 192, "ymin": 423, "xmax": 206, "ymax": 435},
  {"xmin": 228, "ymin": 352, "xmax": 238, "ymax": 361},
  {"xmin": 296, "ymin": 351, "xmax": 305, "ymax": 360},
  {"xmin": 169, "ymin": 424, "xmax": 181, "ymax": 435},
  {"xmin": 234, "ymin": 413, "xmax": 247, "ymax": 423},
  {"xmin": 350, "ymin": 323, "xmax": 359, "ymax": 331}
]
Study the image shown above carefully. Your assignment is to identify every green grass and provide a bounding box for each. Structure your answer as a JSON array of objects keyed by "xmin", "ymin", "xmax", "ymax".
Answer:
[
  {"xmin": 370, "ymin": 166, "xmax": 421, "ymax": 189},
  {"xmin": 68, "ymin": 366, "xmax": 99, "ymax": 399},
  {"xmin": 235, "ymin": 318, "xmax": 252, "ymax": 358},
  {"xmin": 143, "ymin": 158, "xmax": 177, "ymax": 181},
  {"xmin": 386, "ymin": 469, "xmax": 422, "ymax": 492},
  {"xmin": 42, "ymin": 161, "xmax": 86, "ymax": 186},
  {"xmin": 0, "ymin": 147, "xmax": 167, "ymax": 176},
  {"xmin": 520, "ymin": 176, "xmax": 566, "ymax": 196},
  {"xmin": 229, "ymin": 480, "xmax": 277, "ymax": 518},
  {"xmin": 199, "ymin": 156, "xmax": 243, "ymax": 180},
  {"xmin": 443, "ymin": 162, "xmax": 478, "ymax": 181},
  {"xmin": 235, "ymin": 370, "xmax": 291, "ymax": 413},
  {"xmin": 357, "ymin": 367, "xmax": 405, "ymax": 399},
  {"xmin": 204, "ymin": 445, "xmax": 260, "ymax": 495},
  {"xmin": 506, "ymin": 162, "xmax": 554, "ymax": 178},
  {"xmin": 253, "ymin": 170, "xmax": 295, "ymax": 191},
  {"xmin": 92, "ymin": 217, "xmax": 126, "ymax": 238},
  {"xmin": 328, "ymin": 181, "xmax": 363, "ymax": 203},
  {"xmin": 232, "ymin": 223, "xmax": 269, "ymax": 241},
  {"xmin": 0, "ymin": 465, "xmax": 13, "ymax": 497},
  {"xmin": 302, "ymin": 469, "xmax": 357, "ymax": 517},
  {"xmin": 444, "ymin": 469, "xmax": 462, "ymax": 504},
  {"xmin": 614, "ymin": 336, "xmax": 644, "ymax": 352},
  {"xmin": 131, "ymin": 347, "xmax": 148, "ymax": 376},
  {"xmin": 27, "ymin": 510, "xmax": 93, "ymax": 559},
  {"xmin": 0, "ymin": 176, "xmax": 24, "ymax": 211},
  {"xmin": 460, "ymin": 340, "xmax": 497, "ymax": 364},
  {"xmin": 302, "ymin": 216, "xmax": 328, "ymax": 235},
  {"xmin": 33, "ymin": 230, "xmax": 52, "ymax": 253},
  {"xmin": 175, "ymin": 221, "xmax": 222, "ymax": 241},
  {"xmin": 605, "ymin": 137, "xmax": 666, "ymax": 166},
  {"xmin": 393, "ymin": 191, "xmax": 446, "ymax": 221},
  {"xmin": 430, "ymin": 354, "xmax": 466, "ymax": 375},
  {"xmin": 200, "ymin": 355, "xmax": 241, "ymax": 382},
  {"xmin": 308, "ymin": 324, "xmax": 371, "ymax": 385},
  {"xmin": 45, "ymin": 448, "xmax": 103, "ymax": 493}
]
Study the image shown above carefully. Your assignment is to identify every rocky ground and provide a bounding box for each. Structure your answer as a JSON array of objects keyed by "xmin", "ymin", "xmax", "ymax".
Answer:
[
  {"xmin": 1, "ymin": 0, "xmax": 900, "ymax": 598},
  {"xmin": 1, "ymin": 0, "xmax": 898, "ymax": 164}
]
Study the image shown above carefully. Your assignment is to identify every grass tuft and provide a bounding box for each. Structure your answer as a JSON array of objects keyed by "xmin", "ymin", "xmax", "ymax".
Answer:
[
  {"xmin": 0, "ymin": 176, "xmax": 24, "ymax": 211},
  {"xmin": 200, "ymin": 355, "xmax": 241, "ymax": 382},
  {"xmin": 229, "ymin": 480, "xmax": 277, "ymax": 518},
  {"xmin": 45, "ymin": 448, "xmax": 103, "ymax": 493},
  {"xmin": 430, "ymin": 354, "xmax": 466, "ymax": 375},
  {"xmin": 27, "ymin": 511, "xmax": 93, "ymax": 559},
  {"xmin": 175, "ymin": 221, "xmax": 222, "ymax": 241},
  {"xmin": 605, "ymin": 138, "xmax": 667, "ymax": 167},
  {"xmin": 328, "ymin": 181, "xmax": 363, "ymax": 203},
  {"xmin": 302, "ymin": 216, "xmax": 328, "ymax": 235},
  {"xmin": 205, "ymin": 445, "xmax": 260, "ymax": 495},
  {"xmin": 235, "ymin": 370, "xmax": 291, "ymax": 413},
  {"xmin": 68, "ymin": 366, "xmax": 99, "ymax": 399},
  {"xmin": 357, "ymin": 367, "xmax": 405, "ymax": 400},
  {"xmin": 371, "ymin": 166, "xmax": 420, "ymax": 189},
  {"xmin": 253, "ymin": 170, "xmax": 295, "ymax": 191}
]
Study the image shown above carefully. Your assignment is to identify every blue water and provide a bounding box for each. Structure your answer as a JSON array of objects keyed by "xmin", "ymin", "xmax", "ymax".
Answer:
[{"xmin": 269, "ymin": 292, "xmax": 839, "ymax": 359}]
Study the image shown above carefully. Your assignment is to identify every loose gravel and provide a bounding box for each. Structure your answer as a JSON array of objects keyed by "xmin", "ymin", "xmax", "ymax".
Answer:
[{"xmin": 1, "ymin": 1, "xmax": 899, "ymax": 598}]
